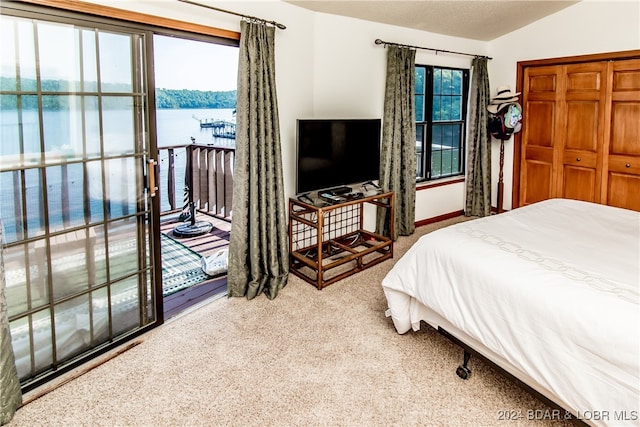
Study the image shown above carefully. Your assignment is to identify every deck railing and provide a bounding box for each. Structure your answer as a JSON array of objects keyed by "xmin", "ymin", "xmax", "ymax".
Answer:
[{"xmin": 158, "ymin": 143, "xmax": 234, "ymax": 220}]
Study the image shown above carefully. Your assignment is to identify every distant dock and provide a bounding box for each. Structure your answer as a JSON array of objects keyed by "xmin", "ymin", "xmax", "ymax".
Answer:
[{"xmin": 193, "ymin": 115, "xmax": 236, "ymax": 139}]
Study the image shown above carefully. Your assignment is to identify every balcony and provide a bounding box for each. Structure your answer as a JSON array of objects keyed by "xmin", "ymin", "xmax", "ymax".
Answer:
[{"xmin": 157, "ymin": 142, "xmax": 234, "ymax": 317}]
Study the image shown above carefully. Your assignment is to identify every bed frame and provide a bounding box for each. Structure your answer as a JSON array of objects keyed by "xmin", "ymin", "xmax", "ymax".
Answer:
[
  {"xmin": 440, "ymin": 327, "xmax": 585, "ymax": 425},
  {"xmin": 419, "ymin": 305, "xmax": 587, "ymax": 425}
]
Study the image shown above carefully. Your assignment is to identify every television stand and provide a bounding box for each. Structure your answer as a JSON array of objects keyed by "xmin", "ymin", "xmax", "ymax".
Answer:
[
  {"xmin": 324, "ymin": 186, "xmax": 351, "ymax": 195},
  {"xmin": 288, "ymin": 191, "xmax": 394, "ymax": 289}
]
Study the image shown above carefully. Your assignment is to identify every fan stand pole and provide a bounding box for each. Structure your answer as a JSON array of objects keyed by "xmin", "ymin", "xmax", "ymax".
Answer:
[
  {"xmin": 172, "ymin": 143, "xmax": 213, "ymax": 238},
  {"xmin": 497, "ymin": 138, "xmax": 505, "ymax": 214}
]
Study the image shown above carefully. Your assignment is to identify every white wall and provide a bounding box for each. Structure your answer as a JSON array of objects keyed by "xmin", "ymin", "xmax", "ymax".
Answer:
[
  {"xmin": 488, "ymin": 0, "xmax": 640, "ymax": 210},
  {"xmin": 90, "ymin": 0, "xmax": 488, "ymax": 222},
  {"xmin": 308, "ymin": 12, "xmax": 487, "ymax": 220},
  {"xmin": 93, "ymin": 0, "xmax": 316, "ymax": 208},
  {"xmin": 80, "ymin": 0, "xmax": 639, "ymax": 221}
]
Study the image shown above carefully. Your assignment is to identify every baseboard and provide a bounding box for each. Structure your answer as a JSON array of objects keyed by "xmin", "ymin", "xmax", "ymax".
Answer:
[
  {"xmin": 414, "ymin": 210, "xmax": 465, "ymax": 227},
  {"xmin": 415, "ymin": 206, "xmax": 512, "ymax": 226},
  {"xmin": 492, "ymin": 206, "xmax": 511, "ymax": 214}
]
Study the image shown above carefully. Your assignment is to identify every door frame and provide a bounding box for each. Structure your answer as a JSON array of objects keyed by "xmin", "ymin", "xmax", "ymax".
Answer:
[{"xmin": 0, "ymin": 0, "xmax": 239, "ymax": 392}]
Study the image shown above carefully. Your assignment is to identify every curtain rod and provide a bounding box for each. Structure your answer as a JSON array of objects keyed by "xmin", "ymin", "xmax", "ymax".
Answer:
[
  {"xmin": 177, "ymin": 0, "xmax": 286, "ymax": 30},
  {"xmin": 375, "ymin": 39, "xmax": 491, "ymax": 60}
]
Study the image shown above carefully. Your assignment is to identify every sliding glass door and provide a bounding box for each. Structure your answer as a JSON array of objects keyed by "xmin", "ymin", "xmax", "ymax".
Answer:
[{"xmin": 0, "ymin": 13, "xmax": 160, "ymax": 388}]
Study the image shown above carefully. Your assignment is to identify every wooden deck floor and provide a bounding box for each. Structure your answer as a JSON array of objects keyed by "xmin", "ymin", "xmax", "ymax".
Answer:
[
  {"xmin": 160, "ymin": 212, "xmax": 231, "ymax": 259},
  {"xmin": 160, "ymin": 211, "xmax": 231, "ymax": 319}
]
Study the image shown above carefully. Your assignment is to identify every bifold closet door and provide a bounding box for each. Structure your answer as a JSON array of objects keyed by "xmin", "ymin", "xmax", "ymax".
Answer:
[
  {"xmin": 603, "ymin": 59, "xmax": 640, "ymax": 211},
  {"xmin": 558, "ymin": 62, "xmax": 607, "ymax": 203},
  {"xmin": 520, "ymin": 66, "xmax": 562, "ymax": 206}
]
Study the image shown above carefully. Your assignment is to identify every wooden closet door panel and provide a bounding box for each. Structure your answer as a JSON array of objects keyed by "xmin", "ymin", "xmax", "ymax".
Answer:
[
  {"xmin": 563, "ymin": 165, "xmax": 597, "ymax": 202},
  {"xmin": 520, "ymin": 66, "xmax": 561, "ymax": 206},
  {"xmin": 559, "ymin": 63, "xmax": 607, "ymax": 202},
  {"xmin": 605, "ymin": 59, "xmax": 640, "ymax": 211},
  {"xmin": 522, "ymin": 159, "xmax": 553, "ymax": 204},
  {"xmin": 565, "ymin": 101, "xmax": 599, "ymax": 152},
  {"xmin": 608, "ymin": 172, "xmax": 640, "ymax": 211},
  {"xmin": 527, "ymin": 66, "xmax": 559, "ymax": 94},
  {"xmin": 521, "ymin": 105, "xmax": 555, "ymax": 203},
  {"xmin": 610, "ymin": 102, "xmax": 640, "ymax": 154},
  {"xmin": 525, "ymin": 101, "xmax": 556, "ymax": 147}
]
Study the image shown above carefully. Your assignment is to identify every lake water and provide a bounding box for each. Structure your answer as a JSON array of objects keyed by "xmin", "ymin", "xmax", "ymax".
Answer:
[
  {"xmin": 156, "ymin": 108, "xmax": 235, "ymax": 213},
  {"xmin": 156, "ymin": 108, "xmax": 235, "ymax": 148},
  {"xmin": 0, "ymin": 108, "xmax": 235, "ymax": 242}
]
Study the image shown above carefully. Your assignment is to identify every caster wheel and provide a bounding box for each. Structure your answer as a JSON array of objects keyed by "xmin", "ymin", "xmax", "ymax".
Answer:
[{"xmin": 456, "ymin": 365, "xmax": 471, "ymax": 380}]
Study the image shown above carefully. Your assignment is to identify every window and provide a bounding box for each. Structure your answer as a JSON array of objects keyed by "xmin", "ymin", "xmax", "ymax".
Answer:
[{"xmin": 415, "ymin": 65, "xmax": 469, "ymax": 181}]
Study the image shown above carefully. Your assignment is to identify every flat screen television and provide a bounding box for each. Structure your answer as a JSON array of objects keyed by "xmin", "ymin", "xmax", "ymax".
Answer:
[{"xmin": 296, "ymin": 118, "xmax": 381, "ymax": 194}]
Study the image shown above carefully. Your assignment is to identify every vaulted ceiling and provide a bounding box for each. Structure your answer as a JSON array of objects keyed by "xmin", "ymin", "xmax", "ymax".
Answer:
[{"xmin": 284, "ymin": 1, "xmax": 580, "ymax": 41}]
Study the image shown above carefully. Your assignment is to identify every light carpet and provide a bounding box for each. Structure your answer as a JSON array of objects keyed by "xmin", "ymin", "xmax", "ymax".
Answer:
[{"xmin": 8, "ymin": 217, "xmax": 572, "ymax": 427}]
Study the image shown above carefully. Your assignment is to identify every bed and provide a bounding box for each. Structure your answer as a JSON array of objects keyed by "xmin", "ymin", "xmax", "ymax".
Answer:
[{"xmin": 381, "ymin": 198, "xmax": 639, "ymax": 427}]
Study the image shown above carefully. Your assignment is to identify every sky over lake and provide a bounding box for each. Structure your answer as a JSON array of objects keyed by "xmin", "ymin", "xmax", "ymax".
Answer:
[{"xmin": 153, "ymin": 35, "xmax": 238, "ymax": 92}]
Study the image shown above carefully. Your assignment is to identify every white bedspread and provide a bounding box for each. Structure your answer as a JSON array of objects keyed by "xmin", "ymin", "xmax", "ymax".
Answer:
[{"xmin": 382, "ymin": 198, "xmax": 639, "ymax": 426}]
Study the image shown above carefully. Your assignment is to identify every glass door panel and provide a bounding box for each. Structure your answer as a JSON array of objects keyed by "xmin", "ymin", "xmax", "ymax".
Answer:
[{"xmin": 0, "ymin": 13, "xmax": 159, "ymax": 387}]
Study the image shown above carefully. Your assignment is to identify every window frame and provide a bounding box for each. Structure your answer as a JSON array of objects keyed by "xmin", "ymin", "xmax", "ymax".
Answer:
[
  {"xmin": 5, "ymin": 0, "xmax": 240, "ymax": 41},
  {"xmin": 415, "ymin": 64, "xmax": 470, "ymax": 183}
]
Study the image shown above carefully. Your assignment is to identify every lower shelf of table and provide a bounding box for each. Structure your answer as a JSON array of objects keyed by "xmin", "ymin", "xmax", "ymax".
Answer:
[{"xmin": 289, "ymin": 230, "xmax": 393, "ymax": 289}]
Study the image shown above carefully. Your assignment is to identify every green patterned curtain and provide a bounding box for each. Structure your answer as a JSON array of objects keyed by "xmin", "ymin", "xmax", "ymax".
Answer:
[
  {"xmin": 377, "ymin": 46, "xmax": 417, "ymax": 240},
  {"xmin": 464, "ymin": 57, "xmax": 492, "ymax": 217},
  {"xmin": 227, "ymin": 20, "xmax": 289, "ymax": 300},
  {"xmin": 0, "ymin": 220, "xmax": 22, "ymax": 425}
]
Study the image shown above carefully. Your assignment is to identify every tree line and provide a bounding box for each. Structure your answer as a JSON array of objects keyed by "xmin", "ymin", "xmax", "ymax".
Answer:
[
  {"xmin": 155, "ymin": 88, "xmax": 236, "ymax": 109},
  {"xmin": 0, "ymin": 77, "xmax": 236, "ymax": 110}
]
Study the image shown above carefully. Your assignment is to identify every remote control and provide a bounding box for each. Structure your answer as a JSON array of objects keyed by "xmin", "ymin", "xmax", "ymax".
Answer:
[
  {"xmin": 319, "ymin": 192, "xmax": 343, "ymax": 203},
  {"xmin": 298, "ymin": 194, "xmax": 314, "ymax": 204}
]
